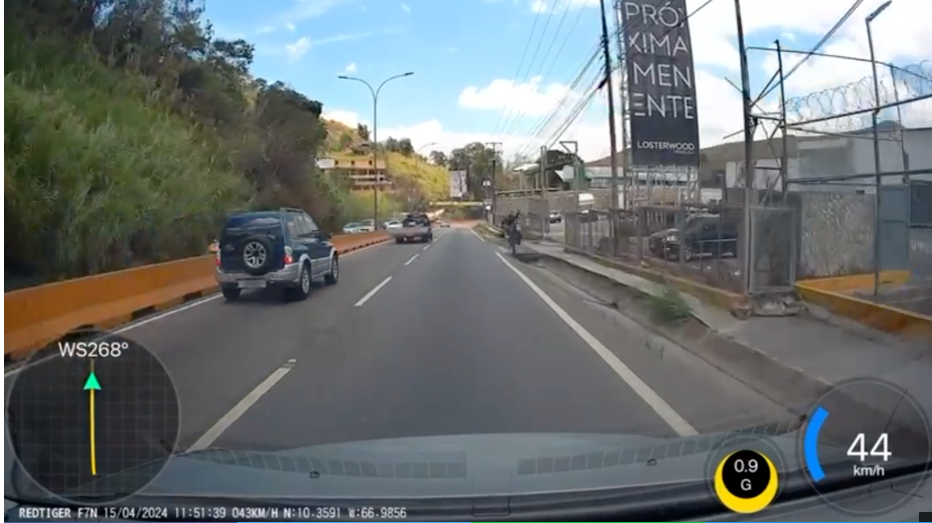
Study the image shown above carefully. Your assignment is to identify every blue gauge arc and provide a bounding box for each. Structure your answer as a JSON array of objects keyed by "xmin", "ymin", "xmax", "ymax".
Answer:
[{"xmin": 804, "ymin": 406, "xmax": 829, "ymax": 482}]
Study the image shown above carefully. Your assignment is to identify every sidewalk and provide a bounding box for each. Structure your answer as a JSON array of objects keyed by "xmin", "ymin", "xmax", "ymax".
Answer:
[{"xmin": 523, "ymin": 240, "xmax": 932, "ymax": 417}]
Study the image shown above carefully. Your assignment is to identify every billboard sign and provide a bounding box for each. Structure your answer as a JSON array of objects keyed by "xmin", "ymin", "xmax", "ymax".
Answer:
[
  {"xmin": 621, "ymin": 0, "xmax": 700, "ymax": 166},
  {"xmin": 449, "ymin": 170, "xmax": 468, "ymax": 198}
]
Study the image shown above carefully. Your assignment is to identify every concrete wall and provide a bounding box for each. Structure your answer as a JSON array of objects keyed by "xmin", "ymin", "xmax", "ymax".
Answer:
[{"xmin": 789, "ymin": 191, "xmax": 876, "ymax": 279}]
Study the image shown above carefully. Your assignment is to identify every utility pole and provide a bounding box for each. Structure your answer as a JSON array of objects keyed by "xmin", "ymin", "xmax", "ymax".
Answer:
[
  {"xmin": 611, "ymin": 0, "xmax": 630, "ymax": 210},
  {"xmin": 599, "ymin": 0, "xmax": 621, "ymax": 242},
  {"xmin": 734, "ymin": 0, "xmax": 755, "ymax": 295},
  {"xmin": 485, "ymin": 141, "xmax": 502, "ymax": 224},
  {"xmin": 866, "ymin": 0, "xmax": 892, "ymax": 296}
]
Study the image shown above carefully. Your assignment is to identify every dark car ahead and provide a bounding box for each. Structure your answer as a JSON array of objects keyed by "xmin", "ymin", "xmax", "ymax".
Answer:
[{"xmin": 215, "ymin": 208, "xmax": 339, "ymax": 302}]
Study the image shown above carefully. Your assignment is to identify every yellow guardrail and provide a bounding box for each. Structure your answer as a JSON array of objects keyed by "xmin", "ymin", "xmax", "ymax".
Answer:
[
  {"xmin": 795, "ymin": 271, "xmax": 931, "ymax": 342},
  {"xmin": 5, "ymin": 231, "xmax": 389, "ymax": 360}
]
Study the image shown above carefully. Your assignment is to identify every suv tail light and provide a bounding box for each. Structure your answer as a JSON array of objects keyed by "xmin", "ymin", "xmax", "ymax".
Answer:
[
  {"xmin": 215, "ymin": 251, "xmax": 221, "ymax": 267},
  {"xmin": 284, "ymin": 246, "xmax": 294, "ymax": 265}
]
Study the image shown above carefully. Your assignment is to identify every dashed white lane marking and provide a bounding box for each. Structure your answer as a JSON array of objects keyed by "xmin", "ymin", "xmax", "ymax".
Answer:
[
  {"xmin": 422, "ymin": 243, "xmax": 431, "ymax": 251},
  {"xmin": 188, "ymin": 359, "xmax": 296, "ymax": 451},
  {"xmin": 494, "ymin": 251, "xmax": 698, "ymax": 437},
  {"xmin": 404, "ymin": 253, "xmax": 420, "ymax": 266},
  {"xmin": 469, "ymin": 228, "xmax": 485, "ymax": 242},
  {"xmin": 354, "ymin": 276, "xmax": 393, "ymax": 307},
  {"xmin": 4, "ymin": 239, "xmax": 394, "ymax": 378}
]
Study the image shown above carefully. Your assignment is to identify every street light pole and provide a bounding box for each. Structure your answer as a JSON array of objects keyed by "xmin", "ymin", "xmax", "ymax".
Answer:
[
  {"xmin": 338, "ymin": 71, "xmax": 414, "ymax": 229},
  {"xmin": 866, "ymin": 0, "xmax": 892, "ymax": 296}
]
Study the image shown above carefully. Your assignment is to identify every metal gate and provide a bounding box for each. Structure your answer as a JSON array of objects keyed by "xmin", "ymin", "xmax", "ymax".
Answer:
[{"xmin": 879, "ymin": 185, "xmax": 910, "ymax": 271}]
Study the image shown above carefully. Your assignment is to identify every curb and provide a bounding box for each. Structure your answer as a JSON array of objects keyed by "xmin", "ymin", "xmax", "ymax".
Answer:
[
  {"xmin": 526, "ymin": 248, "xmax": 930, "ymax": 452},
  {"xmin": 528, "ymin": 251, "xmax": 819, "ymax": 411}
]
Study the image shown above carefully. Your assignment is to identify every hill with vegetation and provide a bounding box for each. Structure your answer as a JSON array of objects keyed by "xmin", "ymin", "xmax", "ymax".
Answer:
[
  {"xmin": 4, "ymin": 0, "xmax": 404, "ymax": 286},
  {"xmin": 321, "ymin": 119, "xmax": 451, "ymax": 209}
]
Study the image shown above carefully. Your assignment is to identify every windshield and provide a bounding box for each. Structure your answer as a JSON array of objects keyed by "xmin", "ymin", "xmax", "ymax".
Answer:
[
  {"xmin": 7, "ymin": 1, "xmax": 932, "ymax": 521},
  {"xmin": 221, "ymin": 214, "xmax": 282, "ymax": 238}
]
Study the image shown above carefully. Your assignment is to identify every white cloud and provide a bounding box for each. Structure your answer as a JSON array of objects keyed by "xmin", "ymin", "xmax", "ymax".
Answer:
[
  {"xmin": 323, "ymin": 109, "xmax": 366, "ymax": 128},
  {"xmin": 326, "ymin": 0, "xmax": 930, "ymax": 163},
  {"xmin": 401, "ymin": 3, "xmax": 411, "ymax": 13},
  {"xmin": 458, "ymin": 76, "xmax": 578, "ymax": 117},
  {"xmin": 343, "ymin": 62, "xmax": 358, "ymax": 73},
  {"xmin": 324, "ymin": 67, "xmax": 749, "ymax": 163},
  {"xmin": 285, "ymin": 37, "xmax": 311, "ymax": 61},
  {"xmin": 285, "ymin": 22, "xmax": 297, "ymax": 32},
  {"xmin": 280, "ymin": 32, "xmax": 376, "ymax": 61}
]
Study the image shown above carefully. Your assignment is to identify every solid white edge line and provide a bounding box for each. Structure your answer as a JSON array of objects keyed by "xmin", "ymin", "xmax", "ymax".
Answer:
[
  {"xmin": 187, "ymin": 363, "xmax": 294, "ymax": 451},
  {"xmin": 404, "ymin": 253, "xmax": 420, "ymax": 266},
  {"xmin": 354, "ymin": 276, "xmax": 393, "ymax": 307},
  {"xmin": 469, "ymin": 228, "xmax": 485, "ymax": 242},
  {"xmin": 494, "ymin": 251, "xmax": 698, "ymax": 437},
  {"xmin": 3, "ymin": 239, "xmax": 393, "ymax": 378}
]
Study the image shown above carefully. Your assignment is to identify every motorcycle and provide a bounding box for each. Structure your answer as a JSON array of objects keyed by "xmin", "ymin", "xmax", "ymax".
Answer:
[{"xmin": 507, "ymin": 222, "xmax": 522, "ymax": 256}]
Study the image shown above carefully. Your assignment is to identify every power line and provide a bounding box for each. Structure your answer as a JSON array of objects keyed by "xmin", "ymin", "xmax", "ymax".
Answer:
[
  {"xmin": 495, "ymin": 2, "xmax": 561, "ymax": 140},
  {"xmin": 489, "ymin": 5, "xmax": 545, "ymax": 138},
  {"xmin": 517, "ymin": 0, "xmax": 723, "ymax": 158},
  {"xmin": 515, "ymin": 46, "xmax": 602, "ymax": 157},
  {"xmin": 499, "ymin": 0, "xmax": 576, "ymax": 139}
]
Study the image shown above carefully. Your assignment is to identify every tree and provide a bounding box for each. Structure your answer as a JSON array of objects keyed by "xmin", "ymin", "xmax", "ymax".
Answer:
[
  {"xmin": 397, "ymin": 137, "xmax": 414, "ymax": 156},
  {"xmin": 357, "ymin": 123, "xmax": 370, "ymax": 141},
  {"xmin": 448, "ymin": 142, "xmax": 503, "ymax": 199},
  {"xmin": 429, "ymin": 150, "xmax": 447, "ymax": 166},
  {"xmin": 5, "ymin": 0, "xmax": 355, "ymax": 280}
]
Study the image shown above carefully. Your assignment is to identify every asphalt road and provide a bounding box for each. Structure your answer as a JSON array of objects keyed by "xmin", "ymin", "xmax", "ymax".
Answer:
[{"xmin": 4, "ymin": 225, "xmax": 791, "ymax": 476}]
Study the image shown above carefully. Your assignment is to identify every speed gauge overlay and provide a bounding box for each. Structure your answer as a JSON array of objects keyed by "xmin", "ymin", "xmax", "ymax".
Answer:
[
  {"xmin": 799, "ymin": 377, "xmax": 932, "ymax": 516},
  {"xmin": 7, "ymin": 332, "xmax": 180, "ymax": 504}
]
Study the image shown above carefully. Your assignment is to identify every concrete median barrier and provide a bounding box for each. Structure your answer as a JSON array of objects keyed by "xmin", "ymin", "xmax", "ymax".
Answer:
[{"xmin": 5, "ymin": 231, "xmax": 389, "ymax": 361}]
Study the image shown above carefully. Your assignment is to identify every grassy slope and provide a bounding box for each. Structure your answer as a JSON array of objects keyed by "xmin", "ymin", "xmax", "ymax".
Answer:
[
  {"xmin": 5, "ymin": 28, "xmax": 250, "ymax": 281},
  {"xmin": 322, "ymin": 119, "xmax": 450, "ymax": 205}
]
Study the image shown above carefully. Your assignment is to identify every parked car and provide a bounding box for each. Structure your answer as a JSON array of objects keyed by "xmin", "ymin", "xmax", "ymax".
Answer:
[
  {"xmin": 384, "ymin": 219, "xmax": 403, "ymax": 229},
  {"xmin": 357, "ymin": 219, "xmax": 375, "ymax": 233},
  {"xmin": 578, "ymin": 208, "xmax": 599, "ymax": 223},
  {"xmin": 343, "ymin": 222, "xmax": 361, "ymax": 234},
  {"xmin": 388, "ymin": 213, "xmax": 433, "ymax": 243},
  {"xmin": 647, "ymin": 214, "xmax": 738, "ymax": 261},
  {"xmin": 438, "ymin": 220, "xmax": 450, "ymax": 228},
  {"xmin": 215, "ymin": 208, "xmax": 339, "ymax": 302},
  {"xmin": 549, "ymin": 211, "xmax": 562, "ymax": 223}
]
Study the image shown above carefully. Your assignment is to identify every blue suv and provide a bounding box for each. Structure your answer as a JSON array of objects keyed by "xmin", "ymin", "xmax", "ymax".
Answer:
[{"xmin": 215, "ymin": 208, "xmax": 339, "ymax": 302}]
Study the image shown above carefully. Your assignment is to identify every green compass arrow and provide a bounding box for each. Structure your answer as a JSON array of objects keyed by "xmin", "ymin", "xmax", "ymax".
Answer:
[{"xmin": 83, "ymin": 372, "xmax": 101, "ymax": 391}]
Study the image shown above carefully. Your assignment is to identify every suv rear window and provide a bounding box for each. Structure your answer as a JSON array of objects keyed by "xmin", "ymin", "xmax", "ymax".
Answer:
[{"xmin": 222, "ymin": 214, "xmax": 283, "ymax": 237}]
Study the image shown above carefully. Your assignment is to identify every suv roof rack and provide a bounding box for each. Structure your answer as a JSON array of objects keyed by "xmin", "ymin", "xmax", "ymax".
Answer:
[{"xmin": 279, "ymin": 207, "xmax": 305, "ymax": 213}]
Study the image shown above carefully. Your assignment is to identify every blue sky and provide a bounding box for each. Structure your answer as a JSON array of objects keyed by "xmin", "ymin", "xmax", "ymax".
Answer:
[{"xmin": 205, "ymin": 0, "xmax": 930, "ymax": 161}]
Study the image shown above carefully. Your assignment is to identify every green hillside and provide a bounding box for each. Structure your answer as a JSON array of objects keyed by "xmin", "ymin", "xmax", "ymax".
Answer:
[
  {"xmin": 322, "ymin": 119, "xmax": 451, "ymax": 207},
  {"xmin": 5, "ymin": 1, "xmax": 363, "ymax": 284}
]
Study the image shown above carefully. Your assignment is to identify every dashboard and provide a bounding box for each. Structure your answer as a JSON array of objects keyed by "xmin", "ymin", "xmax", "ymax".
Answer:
[{"xmin": 4, "ymin": 334, "xmax": 932, "ymax": 521}]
